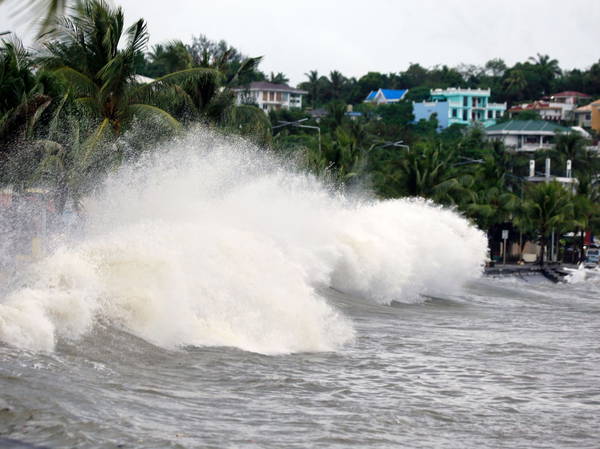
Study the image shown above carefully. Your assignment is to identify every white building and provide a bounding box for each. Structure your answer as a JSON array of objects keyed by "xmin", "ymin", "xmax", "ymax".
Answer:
[
  {"xmin": 508, "ymin": 101, "xmax": 563, "ymax": 121},
  {"xmin": 485, "ymin": 120, "xmax": 572, "ymax": 152},
  {"xmin": 542, "ymin": 91, "xmax": 592, "ymax": 120},
  {"xmin": 233, "ymin": 82, "xmax": 307, "ymax": 113}
]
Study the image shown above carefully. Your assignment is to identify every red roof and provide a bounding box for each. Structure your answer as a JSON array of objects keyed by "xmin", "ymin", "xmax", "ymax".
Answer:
[
  {"xmin": 550, "ymin": 91, "xmax": 591, "ymax": 98},
  {"xmin": 508, "ymin": 101, "xmax": 561, "ymax": 112}
]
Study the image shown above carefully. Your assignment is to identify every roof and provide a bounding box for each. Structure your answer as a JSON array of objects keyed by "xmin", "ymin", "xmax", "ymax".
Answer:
[
  {"xmin": 134, "ymin": 74, "xmax": 154, "ymax": 84},
  {"xmin": 380, "ymin": 89, "xmax": 408, "ymax": 100},
  {"xmin": 550, "ymin": 91, "xmax": 591, "ymax": 98},
  {"xmin": 485, "ymin": 120, "xmax": 571, "ymax": 133},
  {"xmin": 233, "ymin": 81, "xmax": 307, "ymax": 94},
  {"xmin": 509, "ymin": 101, "xmax": 561, "ymax": 112},
  {"xmin": 364, "ymin": 88, "xmax": 408, "ymax": 101},
  {"xmin": 574, "ymin": 99, "xmax": 600, "ymax": 112}
]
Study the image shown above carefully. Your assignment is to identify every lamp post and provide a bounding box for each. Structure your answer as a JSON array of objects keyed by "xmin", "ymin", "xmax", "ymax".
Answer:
[
  {"xmin": 272, "ymin": 118, "xmax": 321, "ymax": 156},
  {"xmin": 368, "ymin": 140, "xmax": 410, "ymax": 154}
]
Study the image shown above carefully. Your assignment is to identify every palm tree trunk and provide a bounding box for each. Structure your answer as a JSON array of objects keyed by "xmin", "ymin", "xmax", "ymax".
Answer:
[{"xmin": 539, "ymin": 234, "xmax": 546, "ymax": 267}]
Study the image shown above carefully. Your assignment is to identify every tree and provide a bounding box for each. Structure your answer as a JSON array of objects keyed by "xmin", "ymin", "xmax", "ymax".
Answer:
[
  {"xmin": 552, "ymin": 132, "xmax": 595, "ymax": 178},
  {"xmin": 375, "ymin": 141, "xmax": 463, "ymax": 203},
  {"xmin": 268, "ymin": 72, "xmax": 289, "ymax": 85},
  {"xmin": 0, "ymin": 0, "xmax": 70, "ymax": 37},
  {"xmin": 517, "ymin": 181, "xmax": 573, "ymax": 266},
  {"xmin": 484, "ymin": 58, "xmax": 507, "ymax": 77},
  {"xmin": 302, "ymin": 70, "xmax": 320, "ymax": 107},
  {"xmin": 399, "ymin": 63, "xmax": 428, "ymax": 88},
  {"xmin": 503, "ymin": 69, "xmax": 527, "ymax": 101},
  {"xmin": 144, "ymin": 40, "xmax": 192, "ymax": 78},
  {"xmin": 0, "ymin": 38, "xmax": 52, "ymax": 165},
  {"xmin": 328, "ymin": 70, "xmax": 346, "ymax": 100},
  {"xmin": 528, "ymin": 53, "xmax": 560, "ymax": 96},
  {"xmin": 41, "ymin": 0, "xmax": 214, "ymax": 138}
]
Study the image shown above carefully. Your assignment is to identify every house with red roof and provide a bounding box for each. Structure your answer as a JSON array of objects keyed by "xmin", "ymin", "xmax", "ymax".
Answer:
[
  {"xmin": 512, "ymin": 92, "xmax": 592, "ymax": 122},
  {"xmin": 508, "ymin": 101, "xmax": 562, "ymax": 121},
  {"xmin": 545, "ymin": 91, "xmax": 591, "ymax": 105}
]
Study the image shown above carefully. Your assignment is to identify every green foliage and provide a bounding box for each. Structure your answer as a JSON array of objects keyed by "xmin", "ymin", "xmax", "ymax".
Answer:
[
  {"xmin": 143, "ymin": 41, "xmax": 192, "ymax": 78},
  {"xmin": 517, "ymin": 181, "xmax": 574, "ymax": 265}
]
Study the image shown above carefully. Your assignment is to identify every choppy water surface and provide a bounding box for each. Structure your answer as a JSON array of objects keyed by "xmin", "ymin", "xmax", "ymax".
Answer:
[
  {"xmin": 2, "ymin": 278, "xmax": 599, "ymax": 449},
  {"xmin": 1, "ymin": 131, "xmax": 598, "ymax": 448}
]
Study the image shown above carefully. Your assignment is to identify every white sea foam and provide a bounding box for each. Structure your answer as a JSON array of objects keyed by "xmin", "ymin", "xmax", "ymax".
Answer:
[{"xmin": 0, "ymin": 129, "xmax": 487, "ymax": 353}]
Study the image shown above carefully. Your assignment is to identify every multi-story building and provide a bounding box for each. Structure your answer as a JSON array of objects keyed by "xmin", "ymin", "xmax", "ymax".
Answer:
[
  {"xmin": 413, "ymin": 88, "xmax": 506, "ymax": 129},
  {"xmin": 233, "ymin": 82, "xmax": 307, "ymax": 112},
  {"xmin": 543, "ymin": 91, "xmax": 592, "ymax": 121},
  {"xmin": 508, "ymin": 101, "xmax": 563, "ymax": 121}
]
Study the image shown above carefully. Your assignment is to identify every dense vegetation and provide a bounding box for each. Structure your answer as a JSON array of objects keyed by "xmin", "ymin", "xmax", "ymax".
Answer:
[{"xmin": 2, "ymin": 0, "xmax": 600, "ymax": 265}]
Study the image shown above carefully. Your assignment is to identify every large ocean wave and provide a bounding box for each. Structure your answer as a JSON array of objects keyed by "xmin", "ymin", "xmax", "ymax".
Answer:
[{"xmin": 0, "ymin": 129, "xmax": 487, "ymax": 353}]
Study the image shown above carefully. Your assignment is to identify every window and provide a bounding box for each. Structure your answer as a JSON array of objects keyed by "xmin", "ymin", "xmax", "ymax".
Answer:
[
  {"xmin": 463, "ymin": 110, "xmax": 468, "ymax": 120},
  {"xmin": 525, "ymin": 135, "xmax": 539, "ymax": 144},
  {"xmin": 276, "ymin": 92, "xmax": 282, "ymax": 101},
  {"xmin": 487, "ymin": 110, "xmax": 493, "ymax": 119},
  {"xmin": 262, "ymin": 91, "xmax": 268, "ymax": 101},
  {"xmin": 452, "ymin": 109, "xmax": 457, "ymax": 117},
  {"xmin": 269, "ymin": 91, "xmax": 275, "ymax": 101},
  {"xmin": 463, "ymin": 96, "xmax": 468, "ymax": 107}
]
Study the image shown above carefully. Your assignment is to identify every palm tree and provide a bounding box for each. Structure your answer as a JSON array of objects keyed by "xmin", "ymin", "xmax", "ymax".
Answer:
[
  {"xmin": 517, "ymin": 181, "xmax": 573, "ymax": 266},
  {"xmin": 145, "ymin": 40, "xmax": 193, "ymax": 78},
  {"xmin": 552, "ymin": 132, "xmax": 596, "ymax": 178},
  {"xmin": 388, "ymin": 142, "xmax": 464, "ymax": 203},
  {"xmin": 304, "ymin": 70, "xmax": 319, "ymax": 107},
  {"xmin": 328, "ymin": 70, "xmax": 346, "ymax": 100},
  {"xmin": 504, "ymin": 69, "xmax": 527, "ymax": 101},
  {"xmin": 0, "ymin": 0, "xmax": 70, "ymax": 37},
  {"xmin": 528, "ymin": 53, "xmax": 561, "ymax": 95},
  {"xmin": 0, "ymin": 38, "xmax": 52, "ymax": 169},
  {"xmin": 41, "ymin": 0, "xmax": 216, "ymax": 140},
  {"xmin": 268, "ymin": 72, "xmax": 289, "ymax": 85}
]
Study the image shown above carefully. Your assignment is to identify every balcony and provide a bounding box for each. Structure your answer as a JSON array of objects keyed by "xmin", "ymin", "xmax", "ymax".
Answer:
[{"xmin": 516, "ymin": 143, "xmax": 553, "ymax": 152}]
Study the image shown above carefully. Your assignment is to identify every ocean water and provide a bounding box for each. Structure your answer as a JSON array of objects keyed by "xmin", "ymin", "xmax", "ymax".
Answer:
[{"xmin": 1, "ymin": 131, "xmax": 598, "ymax": 448}]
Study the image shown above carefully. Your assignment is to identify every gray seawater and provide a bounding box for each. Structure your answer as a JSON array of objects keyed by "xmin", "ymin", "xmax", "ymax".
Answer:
[{"xmin": 1, "ymin": 276, "xmax": 599, "ymax": 449}]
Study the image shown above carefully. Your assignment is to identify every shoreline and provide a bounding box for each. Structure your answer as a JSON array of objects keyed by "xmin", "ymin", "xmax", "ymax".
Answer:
[{"xmin": 484, "ymin": 263, "xmax": 579, "ymax": 282}]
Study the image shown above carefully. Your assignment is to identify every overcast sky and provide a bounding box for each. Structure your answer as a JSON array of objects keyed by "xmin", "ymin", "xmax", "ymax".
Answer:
[{"xmin": 1, "ymin": 0, "xmax": 598, "ymax": 85}]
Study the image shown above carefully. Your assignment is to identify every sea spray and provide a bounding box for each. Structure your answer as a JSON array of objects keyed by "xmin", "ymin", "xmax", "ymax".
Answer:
[{"xmin": 0, "ymin": 128, "xmax": 487, "ymax": 353}]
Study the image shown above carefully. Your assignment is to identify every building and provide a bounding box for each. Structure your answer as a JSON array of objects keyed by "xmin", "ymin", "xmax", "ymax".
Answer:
[
  {"xmin": 508, "ymin": 101, "xmax": 563, "ymax": 121},
  {"xmin": 233, "ymin": 82, "xmax": 307, "ymax": 112},
  {"xmin": 412, "ymin": 88, "xmax": 506, "ymax": 129},
  {"xmin": 484, "ymin": 120, "xmax": 572, "ymax": 151},
  {"xmin": 546, "ymin": 91, "xmax": 591, "ymax": 106},
  {"xmin": 364, "ymin": 88, "xmax": 408, "ymax": 104},
  {"xmin": 542, "ymin": 91, "xmax": 592, "ymax": 121},
  {"xmin": 574, "ymin": 99, "xmax": 600, "ymax": 131}
]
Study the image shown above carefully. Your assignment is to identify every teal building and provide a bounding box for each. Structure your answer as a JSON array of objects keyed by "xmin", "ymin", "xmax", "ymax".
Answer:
[{"xmin": 413, "ymin": 88, "xmax": 506, "ymax": 129}]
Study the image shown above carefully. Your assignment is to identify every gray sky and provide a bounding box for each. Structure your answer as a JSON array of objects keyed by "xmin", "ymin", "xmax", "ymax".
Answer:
[{"xmin": 1, "ymin": 0, "xmax": 598, "ymax": 85}]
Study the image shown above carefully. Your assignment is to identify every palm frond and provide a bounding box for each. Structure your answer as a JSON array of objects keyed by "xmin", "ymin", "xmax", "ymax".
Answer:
[
  {"xmin": 128, "ymin": 103, "xmax": 182, "ymax": 131},
  {"xmin": 54, "ymin": 66, "xmax": 98, "ymax": 96}
]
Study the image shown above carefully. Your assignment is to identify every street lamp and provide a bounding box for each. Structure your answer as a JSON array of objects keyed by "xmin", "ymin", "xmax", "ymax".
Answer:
[
  {"xmin": 369, "ymin": 140, "xmax": 410, "ymax": 152},
  {"xmin": 272, "ymin": 118, "xmax": 321, "ymax": 156}
]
